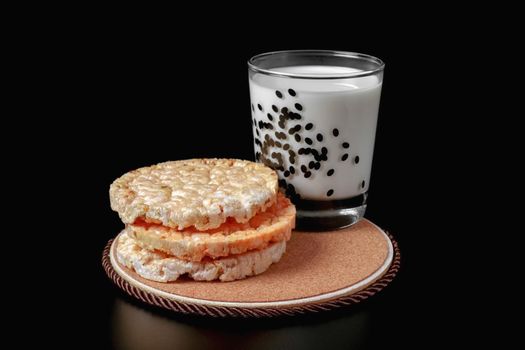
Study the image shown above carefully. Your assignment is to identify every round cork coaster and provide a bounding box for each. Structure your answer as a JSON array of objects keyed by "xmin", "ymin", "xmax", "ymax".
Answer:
[{"xmin": 103, "ymin": 219, "xmax": 400, "ymax": 317}]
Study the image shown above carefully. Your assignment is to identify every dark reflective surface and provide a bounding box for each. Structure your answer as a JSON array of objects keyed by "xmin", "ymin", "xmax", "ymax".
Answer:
[
  {"xmin": 112, "ymin": 297, "xmax": 372, "ymax": 350},
  {"xmin": 110, "ymin": 298, "xmax": 372, "ymax": 349}
]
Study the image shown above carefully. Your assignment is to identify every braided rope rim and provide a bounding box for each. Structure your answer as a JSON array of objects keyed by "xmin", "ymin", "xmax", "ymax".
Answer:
[{"xmin": 102, "ymin": 234, "xmax": 400, "ymax": 318}]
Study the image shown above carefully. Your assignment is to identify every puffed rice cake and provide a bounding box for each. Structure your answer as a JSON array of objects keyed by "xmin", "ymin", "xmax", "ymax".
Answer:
[
  {"xmin": 110, "ymin": 159, "xmax": 295, "ymax": 282},
  {"xmin": 116, "ymin": 230, "xmax": 286, "ymax": 282},
  {"xmin": 127, "ymin": 192, "xmax": 295, "ymax": 261},
  {"xmin": 110, "ymin": 159, "xmax": 278, "ymax": 231}
]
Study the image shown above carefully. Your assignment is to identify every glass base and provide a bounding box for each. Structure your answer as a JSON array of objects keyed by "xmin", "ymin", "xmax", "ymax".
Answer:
[{"xmin": 294, "ymin": 193, "xmax": 367, "ymax": 231}]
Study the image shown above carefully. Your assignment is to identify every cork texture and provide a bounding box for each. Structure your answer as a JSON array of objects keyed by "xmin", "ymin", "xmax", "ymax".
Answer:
[{"xmin": 111, "ymin": 219, "xmax": 389, "ymax": 303}]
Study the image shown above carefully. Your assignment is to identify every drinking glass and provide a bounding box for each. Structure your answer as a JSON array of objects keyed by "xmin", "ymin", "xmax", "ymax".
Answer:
[{"xmin": 248, "ymin": 50, "xmax": 384, "ymax": 230}]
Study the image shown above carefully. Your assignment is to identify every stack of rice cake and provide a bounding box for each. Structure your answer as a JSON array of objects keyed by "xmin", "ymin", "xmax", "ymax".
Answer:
[{"xmin": 110, "ymin": 159, "xmax": 296, "ymax": 282}]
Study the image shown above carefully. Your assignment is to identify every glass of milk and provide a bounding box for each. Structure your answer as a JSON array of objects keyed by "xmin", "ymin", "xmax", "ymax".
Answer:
[{"xmin": 248, "ymin": 50, "xmax": 384, "ymax": 231}]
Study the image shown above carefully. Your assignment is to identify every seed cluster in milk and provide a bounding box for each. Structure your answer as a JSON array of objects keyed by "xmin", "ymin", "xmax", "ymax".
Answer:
[{"xmin": 249, "ymin": 66, "xmax": 382, "ymax": 201}]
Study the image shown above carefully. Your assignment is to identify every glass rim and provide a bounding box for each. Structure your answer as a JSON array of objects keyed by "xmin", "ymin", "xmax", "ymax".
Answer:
[{"xmin": 248, "ymin": 50, "xmax": 385, "ymax": 79}]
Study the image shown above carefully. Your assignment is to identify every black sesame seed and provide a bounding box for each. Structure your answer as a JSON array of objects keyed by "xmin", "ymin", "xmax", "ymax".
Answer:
[
  {"xmin": 295, "ymin": 134, "xmax": 301, "ymax": 142},
  {"xmin": 332, "ymin": 128, "xmax": 339, "ymax": 137},
  {"xmin": 281, "ymin": 107, "xmax": 288, "ymax": 113},
  {"xmin": 327, "ymin": 189, "xmax": 334, "ymax": 197},
  {"xmin": 342, "ymin": 153, "xmax": 349, "ymax": 161},
  {"xmin": 354, "ymin": 156, "xmax": 360, "ymax": 164},
  {"xmin": 295, "ymin": 103, "xmax": 303, "ymax": 111},
  {"xmin": 258, "ymin": 104, "xmax": 263, "ymax": 111},
  {"xmin": 304, "ymin": 171, "xmax": 311, "ymax": 178},
  {"xmin": 314, "ymin": 162, "xmax": 321, "ymax": 170},
  {"xmin": 309, "ymin": 161, "xmax": 315, "ymax": 169},
  {"xmin": 283, "ymin": 144, "xmax": 290, "ymax": 150},
  {"xmin": 278, "ymin": 121, "xmax": 285, "ymax": 129},
  {"xmin": 327, "ymin": 169, "xmax": 334, "ymax": 176},
  {"xmin": 289, "ymin": 166, "xmax": 295, "ymax": 174},
  {"xmin": 256, "ymin": 129, "xmax": 260, "ymax": 136},
  {"xmin": 275, "ymin": 141, "xmax": 282, "ymax": 148},
  {"xmin": 305, "ymin": 137, "xmax": 313, "ymax": 145},
  {"xmin": 361, "ymin": 180, "xmax": 366, "ymax": 188},
  {"xmin": 272, "ymin": 105, "xmax": 278, "ymax": 112},
  {"xmin": 305, "ymin": 123, "xmax": 313, "ymax": 130},
  {"xmin": 288, "ymin": 125, "xmax": 301, "ymax": 134},
  {"xmin": 251, "ymin": 104, "xmax": 255, "ymax": 111},
  {"xmin": 342, "ymin": 142, "xmax": 350, "ymax": 149},
  {"xmin": 321, "ymin": 154, "xmax": 328, "ymax": 161},
  {"xmin": 276, "ymin": 90, "xmax": 283, "ymax": 98},
  {"xmin": 284, "ymin": 170, "xmax": 290, "ymax": 177},
  {"xmin": 288, "ymin": 88, "xmax": 296, "ymax": 96},
  {"xmin": 267, "ymin": 113, "xmax": 273, "ymax": 121},
  {"xmin": 303, "ymin": 148, "xmax": 311, "ymax": 155},
  {"xmin": 258, "ymin": 121, "xmax": 263, "ymax": 129},
  {"xmin": 301, "ymin": 165, "xmax": 307, "ymax": 173},
  {"xmin": 321, "ymin": 147, "xmax": 328, "ymax": 154},
  {"xmin": 316, "ymin": 133, "xmax": 323, "ymax": 142}
]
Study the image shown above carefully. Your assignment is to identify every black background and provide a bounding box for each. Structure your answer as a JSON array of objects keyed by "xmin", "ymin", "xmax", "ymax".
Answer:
[{"xmin": 37, "ymin": 14, "xmax": 510, "ymax": 349}]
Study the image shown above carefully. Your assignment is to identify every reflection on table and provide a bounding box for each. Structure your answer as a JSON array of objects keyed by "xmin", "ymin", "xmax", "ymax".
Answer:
[{"xmin": 111, "ymin": 297, "xmax": 372, "ymax": 350}]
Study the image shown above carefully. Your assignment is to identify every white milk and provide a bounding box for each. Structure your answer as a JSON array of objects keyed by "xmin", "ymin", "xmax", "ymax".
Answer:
[{"xmin": 249, "ymin": 65, "xmax": 382, "ymax": 200}]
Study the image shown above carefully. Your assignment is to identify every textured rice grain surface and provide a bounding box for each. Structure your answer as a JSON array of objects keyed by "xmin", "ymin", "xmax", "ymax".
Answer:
[
  {"xmin": 116, "ymin": 231, "xmax": 286, "ymax": 282},
  {"xmin": 110, "ymin": 159, "xmax": 278, "ymax": 230},
  {"xmin": 128, "ymin": 193, "xmax": 295, "ymax": 261}
]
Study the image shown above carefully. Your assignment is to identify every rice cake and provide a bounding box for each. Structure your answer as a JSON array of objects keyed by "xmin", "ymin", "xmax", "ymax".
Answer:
[{"xmin": 110, "ymin": 159, "xmax": 278, "ymax": 230}]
